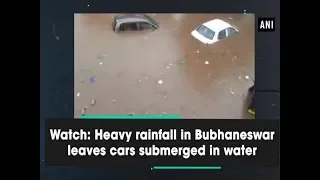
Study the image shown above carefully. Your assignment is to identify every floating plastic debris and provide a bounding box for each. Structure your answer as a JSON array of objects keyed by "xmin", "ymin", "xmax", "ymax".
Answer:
[
  {"xmin": 228, "ymin": 17, "xmax": 234, "ymax": 20},
  {"xmin": 205, "ymin": 61, "xmax": 209, "ymax": 65},
  {"xmin": 91, "ymin": 99, "xmax": 96, "ymax": 106},
  {"xmin": 166, "ymin": 66, "xmax": 170, "ymax": 69},
  {"xmin": 128, "ymin": 112, "xmax": 135, "ymax": 116},
  {"xmin": 99, "ymin": 62, "xmax": 103, "ymax": 65},
  {"xmin": 139, "ymin": 79, "xmax": 142, "ymax": 83},
  {"xmin": 89, "ymin": 77, "xmax": 96, "ymax": 83},
  {"xmin": 112, "ymin": 99, "xmax": 117, "ymax": 103},
  {"xmin": 145, "ymin": 76, "xmax": 149, "ymax": 80},
  {"xmin": 238, "ymin": 76, "xmax": 242, "ymax": 79},
  {"xmin": 160, "ymin": 72, "xmax": 163, "ymax": 75},
  {"xmin": 195, "ymin": 50, "xmax": 200, "ymax": 53},
  {"xmin": 144, "ymin": 37, "xmax": 148, "ymax": 39},
  {"xmin": 164, "ymin": 96, "xmax": 167, "ymax": 99},
  {"xmin": 81, "ymin": 106, "xmax": 88, "ymax": 116},
  {"xmin": 169, "ymin": 63, "xmax": 173, "ymax": 66},
  {"xmin": 162, "ymin": 112, "xmax": 167, "ymax": 115},
  {"xmin": 245, "ymin": 76, "xmax": 250, "ymax": 80},
  {"xmin": 180, "ymin": 60, "xmax": 185, "ymax": 64},
  {"xmin": 229, "ymin": 89, "xmax": 235, "ymax": 95},
  {"xmin": 76, "ymin": 92, "xmax": 80, "ymax": 97},
  {"xmin": 158, "ymin": 80, "xmax": 163, "ymax": 84}
]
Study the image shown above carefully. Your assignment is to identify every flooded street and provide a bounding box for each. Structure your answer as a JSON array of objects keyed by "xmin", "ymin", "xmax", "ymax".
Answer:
[{"xmin": 74, "ymin": 13, "xmax": 255, "ymax": 119}]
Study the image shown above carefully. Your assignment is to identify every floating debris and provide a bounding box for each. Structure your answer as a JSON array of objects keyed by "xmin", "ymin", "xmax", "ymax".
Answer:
[
  {"xmin": 245, "ymin": 76, "xmax": 250, "ymax": 80},
  {"xmin": 99, "ymin": 62, "xmax": 103, "ymax": 65},
  {"xmin": 238, "ymin": 76, "xmax": 242, "ymax": 79},
  {"xmin": 162, "ymin": 112, "xmax": 167, "ymax": 115},
  {"xmin": 195, "ymin": 50, "xmax": 200, "ymax": 53},
  {"xmin": 158, "ymin": 80, "xmax": 163, "ymax": 85},
  {"xmin": 166, "ymin": 66, "xmax": 170, "ymax": 69},
  {"xmin": 160, "ymin": 72, "xmax": 163, "ymax": 75},
  {"xmin": 91, "ymin": 99, "xmax": 96, "ymax": 106},
  {"xmin": 145, "ymin": 112, "xmax": 149, "ymax": 115},
  {"xmin": 128, "ymin": 112, "xmax": 135, "ymax": 116},
  {"xmin": 180, "ymin": 60, "xmax": 185, "ymax": 64},
  {"xmin": 164, "ymin": 96, "xmax": 167, "ymax": 99},
  {"xmin": 81, "ymin": 106, "xmax": 88, "ymax": 116},
  {"xmin": 228, "ymin": 17, "xmax": 234, "ymax": 20},
  {"xmin": 169, "ymin": 63, "xmax": 173, "ymax": 66},
  {"xmin": 89, "ymin": 77, "xmax": 96, "ymax": 84},
  {"xmin": 229, "ymin": 88, "xmax": 235, "ymax": 95},
  {"xmin": 205, "ymin": 61, "xmax": 209, "ymax": 65},
  {"xmin": 112, "ymin": 99, "xmax": 117, "ymax": 103},
  {"xmin": 139, "ymin": 79, "xmax": 142, "ymax": 83},
  {"xmin": 144, "ymin": 37, "xmax": 148, "ymax": 39},
  {"xmin": 145, "ymin": 76, "xmax": 149, "ymax": 80},
  {"xmin": 76, "ymin": 92, "xmax": 80, "ymax": 97}
]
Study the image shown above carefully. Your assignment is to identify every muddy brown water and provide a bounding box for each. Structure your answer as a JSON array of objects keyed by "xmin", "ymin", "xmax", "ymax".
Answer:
[{"xmin": 74, "ymin": 13, "xmax": 255, "ymax": 119}]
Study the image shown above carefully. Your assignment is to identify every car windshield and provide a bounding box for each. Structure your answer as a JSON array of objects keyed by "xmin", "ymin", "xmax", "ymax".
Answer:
[{"xmin": 196, "ymin": 25, "xmax": 215, "ymax": 40}]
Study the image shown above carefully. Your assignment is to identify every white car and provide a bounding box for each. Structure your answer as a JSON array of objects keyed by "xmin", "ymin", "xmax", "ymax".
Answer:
[{"xmin": 191, "ymin": 19, "xmax": 238, "ymax": 44}]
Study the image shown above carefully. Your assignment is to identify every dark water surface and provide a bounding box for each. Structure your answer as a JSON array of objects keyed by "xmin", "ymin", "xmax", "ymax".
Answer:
[{"xmin": 74, "ymin": 13, "xmax": 255, "ymax": 119}]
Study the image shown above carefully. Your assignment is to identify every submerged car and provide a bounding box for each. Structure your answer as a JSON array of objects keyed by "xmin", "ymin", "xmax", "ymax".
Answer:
[
  {"xmin": 191, "ymin": 19, "xmax": 238, "ymax": 44},
  {"xmin": 112, "ymin": 14, "xmax": 160, "ymax": 33}
]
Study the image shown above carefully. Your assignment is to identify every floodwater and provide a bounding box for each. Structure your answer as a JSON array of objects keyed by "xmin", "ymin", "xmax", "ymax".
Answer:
[{"xmin": 74, "ymin": 13, "xmax": 255, "ymax": 119}]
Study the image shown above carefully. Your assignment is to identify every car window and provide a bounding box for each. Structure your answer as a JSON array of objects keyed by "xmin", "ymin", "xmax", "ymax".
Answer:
[
  {"xmin": 119, "ymin": 22, "xmax": 138, "ymax": 31},
  {"xmin": 226, "ymin": 27, "xmax": 237, "ymax": 37},
  {"xmin": 196, "ymin": 25, "xmax": 215, "ymax": 40},
  {"xmin": 218, "ymin": 29, "xmax": 227, "ymax": 40},
  {"xmin": 139, "ymin": 22, "xmax": 153, "ymax": 30}
]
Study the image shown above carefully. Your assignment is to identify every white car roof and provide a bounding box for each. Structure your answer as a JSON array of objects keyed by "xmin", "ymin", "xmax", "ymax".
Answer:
[{"xmin": 202, "ymin": 19, "xmax": 233, "ymax": 32}]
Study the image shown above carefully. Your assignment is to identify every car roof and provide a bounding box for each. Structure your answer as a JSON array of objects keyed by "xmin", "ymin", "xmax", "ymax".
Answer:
[
  {"xmin": 114, "ymin": 14, "xmax": 159, "ymax": 28},
  {"xmin": 202, "ymin": 19, "xmax": 234, "ymax": 32}
]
